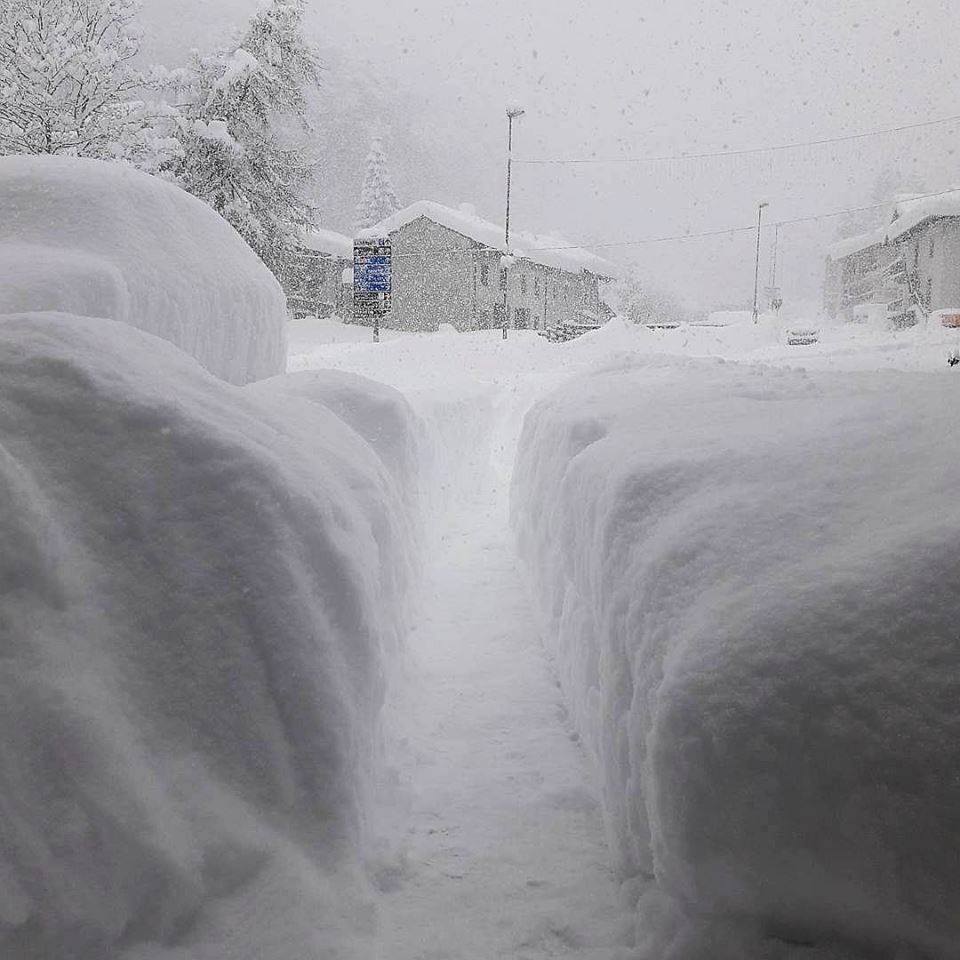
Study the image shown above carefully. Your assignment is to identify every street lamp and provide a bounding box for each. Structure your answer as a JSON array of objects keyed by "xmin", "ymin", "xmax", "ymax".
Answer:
[
  {"xmin": 752, "ymin": 201, "xmax": 769, "ymax": 324},
  {"xmin": 503, "ymin": 105, "xmax": 525, "ymax": 340}
]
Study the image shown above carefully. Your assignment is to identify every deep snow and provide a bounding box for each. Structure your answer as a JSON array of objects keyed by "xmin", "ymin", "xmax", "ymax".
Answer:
[
  {"xmin": 512, "ymin": 356, "xmax": 960, "ymax": 958},
  {"xmin": 293, "ymin": 315, "xmax": 960, "ymax": 960},
  {"xmin": 0, "ymin": 313, "xmax": 420, "ymax": 959},
  {"xmin": 2, "ymin": 293, "xmax": 958, "ymax": 959},
  {"xmin": 0, "ymin": 156, "xmax": 286, "ymax": 384}
]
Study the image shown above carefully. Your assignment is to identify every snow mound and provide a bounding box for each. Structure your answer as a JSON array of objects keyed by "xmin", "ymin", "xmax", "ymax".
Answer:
[
  {"xmin": 0, "ymin": 313, "xmax": 420, "ymax": 959},
  {"xmin": 512, "ymin": 357, "xmax": 960, "ymax": 959},
  {"xmin": 0, "ymin": 156, "xmax": 286, "ymax": 385}
]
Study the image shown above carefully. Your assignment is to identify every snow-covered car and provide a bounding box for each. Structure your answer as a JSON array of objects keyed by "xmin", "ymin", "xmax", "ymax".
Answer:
[{"xmin": 784, "ymin": 326, "xmax": 820, "ymax": 345}]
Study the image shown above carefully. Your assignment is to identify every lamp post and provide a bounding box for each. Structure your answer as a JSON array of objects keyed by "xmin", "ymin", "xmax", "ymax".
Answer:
[
  {"xmin": 503, "ymin": 105, "xmax": 525, "ymax": 340},
  {"xmin": 752, "ymin": 201, "xmax": 769, "ymax": 324}
]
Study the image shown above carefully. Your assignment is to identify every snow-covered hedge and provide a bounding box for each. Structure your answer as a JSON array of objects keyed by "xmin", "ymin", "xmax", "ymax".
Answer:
[
  {"xmin": 0, "ymin": 156, "xmax": 286, "ymax": 384},
  {"xmin": 0, "ymin": 313, "xmax": 420, "ymax": 959},
  {"xmin": 512, "ymin": 357, "xmax": 960, "ymax": 959}
]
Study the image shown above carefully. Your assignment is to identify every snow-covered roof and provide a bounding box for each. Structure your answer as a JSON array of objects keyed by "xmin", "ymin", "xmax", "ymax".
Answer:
[
  {"xmin": 362, "ymin": 200, "xmax": 615, "ymax": 277},
  {"xmin": 888, "ymin": 189, "xmax": 960, "ymax": 242},
  {"xmin": 828, "ymin": 190, "xmax": 960, "ymax": 261},
  {"xmin": 301, "ymin": 227, "xmax": 353, "ymax": 260},
  {"xmin": 827, "ymin": 225, "xmax": 888, "ymax": 261}
]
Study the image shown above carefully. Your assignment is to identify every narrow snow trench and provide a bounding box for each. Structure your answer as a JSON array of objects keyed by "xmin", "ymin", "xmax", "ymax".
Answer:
[{"xmin": 370, "ymin": 392, "xmax": 629, "ymax": 960}]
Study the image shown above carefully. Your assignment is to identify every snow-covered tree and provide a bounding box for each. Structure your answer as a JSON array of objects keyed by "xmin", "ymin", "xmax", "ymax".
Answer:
[
  {"xmin": 354, "ymin": 132, "xmax": 400, "ymax": 231},
  {"xmin": 610, "ymin": 274, "xmax": 690, "ymax": 325},
  {"xmin": 162, "ymin": 0, "xmax": 322, "ymax": 276},
  {"xmin": 0, "ymin": 0, "xmax": 149, "ymax": 157}
]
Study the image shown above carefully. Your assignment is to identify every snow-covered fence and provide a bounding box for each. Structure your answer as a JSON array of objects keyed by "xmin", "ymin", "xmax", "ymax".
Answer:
[
  {"xmin": 0, "ymin": 155, "xmax": 286, "ymax": 385},
  {"xmin": 512, "ymin": 356, "xmax": 960, "ymax": 959},
  {"xmin": 0, "ymin": 313, "xmax": 422, "ymax": 959}
]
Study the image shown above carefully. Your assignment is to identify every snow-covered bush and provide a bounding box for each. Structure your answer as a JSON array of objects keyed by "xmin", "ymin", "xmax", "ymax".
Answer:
[
  {"xmin": 0, "ymin": 311, "xmax": 421, "ymax": 959},
  {"xmin": 0, "ymin": 155, "xmax": 286, "ymax": 384},
  {"xmin": 512, "ymin": 357, "xmax": 960, "ymax": 959}
]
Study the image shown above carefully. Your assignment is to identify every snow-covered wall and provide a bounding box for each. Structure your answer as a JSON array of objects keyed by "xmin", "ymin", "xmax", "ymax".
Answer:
[
  {"xmin": 0, "ymin": 313, "xmax": 420, "ymax": 959},
  {"xmin": 512, "ymin": 357, "xmax": 960, "ymax": 959},
  {"xmin": 0, "ymin": 156, "xmax": 286, "ymax": 385}
]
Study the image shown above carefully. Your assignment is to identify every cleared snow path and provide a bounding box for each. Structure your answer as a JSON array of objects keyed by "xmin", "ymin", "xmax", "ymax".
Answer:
[
  {"xmin": 371, "ymin": 491, "xmax": 629, "ymax": 959},
  {"xmin": 288, "ymin": 323, "xmax": 632, "ymax": 957}
]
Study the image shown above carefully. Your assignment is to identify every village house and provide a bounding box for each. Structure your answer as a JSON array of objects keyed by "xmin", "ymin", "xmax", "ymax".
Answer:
[
  {"xmin": 824, "ymin": 190, "xmax": 960, "ymax": 326},
  {"xmin": 362, "ymin": 201, "xmax": 613, "ymax": 333},
  {"xmin": 283, "ymin": 227, "xmax": 353, "ymax": 319}
]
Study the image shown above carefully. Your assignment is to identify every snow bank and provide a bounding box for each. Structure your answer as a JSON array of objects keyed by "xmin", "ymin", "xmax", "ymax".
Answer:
[
  {"xmin": 512, "ymin": 357, "xmax": 960, "ymax": 959},
  {"xmin": 0, "ymin": 313, "xmax": 420, "ymax": 959},
  {"xmin": 0, "ymin": 156, "xmax": 286, "ymax": 384}
]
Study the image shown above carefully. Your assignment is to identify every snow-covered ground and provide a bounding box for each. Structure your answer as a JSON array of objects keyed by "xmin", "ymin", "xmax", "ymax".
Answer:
[
  {"xmin": 3, "ymin": 269, "xmax": 959, "ymax": 959},
  {"xmin": 290, "ymin": 314, "xmax": 960, "ymax": 960}
]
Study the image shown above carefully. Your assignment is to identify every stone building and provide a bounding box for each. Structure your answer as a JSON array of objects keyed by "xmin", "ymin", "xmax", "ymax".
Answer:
[{"xmin": 363, "ymin": 201, "xmax": 613, "ymax": 333}]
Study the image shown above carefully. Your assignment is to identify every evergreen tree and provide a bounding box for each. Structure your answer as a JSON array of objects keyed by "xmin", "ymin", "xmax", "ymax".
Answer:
[
  {"xmin": 354, "ymin": 132, "xmax": 400, "ymax": 231},
  {"xmin": 162, "ymin": 0, "xmax": 322, "ymax": 276},
  {"xmin": 0, "ymin": 0, "xmax": 149, "ymax": 157}
]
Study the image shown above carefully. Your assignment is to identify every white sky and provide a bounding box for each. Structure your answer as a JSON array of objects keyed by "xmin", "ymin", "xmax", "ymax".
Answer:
[{"xmin": 139, "ymin": 0, "xmax": 960, "ymax": 313}]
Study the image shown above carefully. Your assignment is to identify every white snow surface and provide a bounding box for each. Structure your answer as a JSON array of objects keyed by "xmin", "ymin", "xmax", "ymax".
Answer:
[
  {"xmin": 0, "ymin": 156, "xmax": 286, "ymax": 384},
  {"xmin": 0, "ymin": 312, "xmax": 421, "ymax": 959},
  {"xmin": 511, "ymin": 354, "xmax": 960, "ymax": 959}
]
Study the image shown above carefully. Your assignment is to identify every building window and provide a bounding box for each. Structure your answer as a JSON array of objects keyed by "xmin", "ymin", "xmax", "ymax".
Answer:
[
  {"xmin": 480, "ymin": 263, "xmax": 489, "ymax": 286},
  {"xmin": 534, "ymin": 276, "xmax": 540, "ymax": 296},
  {"xmin": 929, "ymin": 235, "xmax": 935, "ymax": 258},
  {"xmin": 520, "ymin": 275, "xmax": 528, "ymax": 295},
  {"xmin": 499, "ymin": 268, "xmax": 507, "ymax": 291}
]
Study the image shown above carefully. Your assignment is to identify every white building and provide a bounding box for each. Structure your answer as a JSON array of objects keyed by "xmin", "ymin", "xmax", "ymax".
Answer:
[
  {"xmin": 824, "ymin": 190, "xmax": 960, "ymax": 326},
  {"xmin": 363, "ymin": 201, "xmax": 614, "ymax": 333}
]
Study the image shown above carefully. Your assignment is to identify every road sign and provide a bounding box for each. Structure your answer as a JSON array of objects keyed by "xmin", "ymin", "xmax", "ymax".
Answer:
[
  {"xmin": 354, "ymin": 238, "xmax": 392, "ymax": 340},
  {"xmin": 354, "ymin": 238, "xmax": 392, "ymax": 317}
]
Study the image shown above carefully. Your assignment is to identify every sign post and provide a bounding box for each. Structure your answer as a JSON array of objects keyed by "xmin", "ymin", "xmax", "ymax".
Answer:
[{"xmin": 353, "ymin": 238, "xmax": 392, "ymax": 342}]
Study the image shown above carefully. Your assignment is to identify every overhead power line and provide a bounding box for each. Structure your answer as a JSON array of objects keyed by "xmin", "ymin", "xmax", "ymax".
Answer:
[
  {"xmin": 504, "ymin": 187, "xmax": 960, "ymax": 253},
  {"xmin": 367, "ymin": 187, "xmax": 960, "ymax": 261},
  {"xmin": 513, "ymin": 113, "xmax": 960, "ymax": 166}
]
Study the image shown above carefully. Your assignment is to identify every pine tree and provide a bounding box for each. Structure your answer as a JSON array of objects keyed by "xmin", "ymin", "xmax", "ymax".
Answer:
[
  {"xmin": 354, "ymin": 133, "xmax": 400, "ymax": 231},
  {"xmin": 162, "ymin": 0, "xmax": 322, "ymax": 276},
  {"xmin": 0, "ymin": 0, "xmax": 151, "ymax": 158}
]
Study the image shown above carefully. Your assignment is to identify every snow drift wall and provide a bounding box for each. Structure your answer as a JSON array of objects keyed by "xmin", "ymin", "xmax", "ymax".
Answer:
[
  {"xmin": 0, "ymin": 156, "xmax": 286, "ymax": 385},
  {"xmin": 0, "ymin": 313, "xmax": 419, "ymax": 959},
  {"xmin": 512, "ymin": 357, "xmax": 960, "ymax": 960}
]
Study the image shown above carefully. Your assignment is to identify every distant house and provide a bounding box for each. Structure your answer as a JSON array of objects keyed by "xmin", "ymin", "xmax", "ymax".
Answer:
[
  {"xmin": 363, "ymin": 201, "xmax": 614, "ymax": 333},
  {"xmin": 284, "ymin": 227, "xmax": 353, "ymax": 319},
  {"xmin": 884, "ymin": 192, "xmax": 960, "ymax": 324},
  {"xmin": 824, "ymin": 190, "xmax": 960, "ymax": 325}
]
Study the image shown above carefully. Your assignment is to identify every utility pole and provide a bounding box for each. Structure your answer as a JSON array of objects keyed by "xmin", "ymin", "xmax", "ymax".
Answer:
[
  {"xmin": 503, "ymin": 106, "xmax": 524, "ymax": 340},
  {"xmin": 752, "ymin": 201, "xmax": 769, "ymax": 324},
  {"xmin": 769, "ymin": 222, "xmax": 783, "ymax": 313}
]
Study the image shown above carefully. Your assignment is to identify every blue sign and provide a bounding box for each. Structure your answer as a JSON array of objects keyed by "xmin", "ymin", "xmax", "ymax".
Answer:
[{"xmin": 354, "ymin": 239, "xmax": 392, "ymax": 298}]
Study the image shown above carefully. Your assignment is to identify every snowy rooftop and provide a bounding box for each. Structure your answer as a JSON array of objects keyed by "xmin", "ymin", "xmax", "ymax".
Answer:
[
  {"xmin": 888, "ymin": 189, "xmax": 960, "ymax": 242},
  {"xmin": 301, "ymin": 226, "xmax": 353, "ymax": 259},
  {"xmin": 827, "ymin": 224, "xmax": 888, "ymax": 261},
  {"xmin": 828, "ymin": 189, "xmax": 960, "ymax": 260},
  {"xmin": 362, "ymin": 200, "xmax": 615, "ymax": 277}
]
